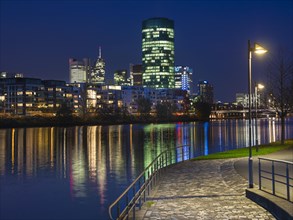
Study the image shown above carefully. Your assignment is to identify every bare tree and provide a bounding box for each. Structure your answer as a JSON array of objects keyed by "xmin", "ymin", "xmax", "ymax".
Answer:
[
  {"xmin": 266, "ymin": 50, "xmax": 293, "ymax": 144},
  {"xmin": 136, "ymin": 97, "xmax": 152, "ymax": 116}
]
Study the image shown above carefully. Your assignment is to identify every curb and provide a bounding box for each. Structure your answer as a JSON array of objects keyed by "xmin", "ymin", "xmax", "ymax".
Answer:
[{"xmin": 246, "ymin": 188, "xmax": 293, "ymax": 220}]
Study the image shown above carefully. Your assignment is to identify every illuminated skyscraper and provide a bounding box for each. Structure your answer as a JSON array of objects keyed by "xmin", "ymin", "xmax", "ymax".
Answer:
[
  {"xmin": 174, "ymin": 66, "xmax": 193, "ymax": 93},
  {"xmin": 92, "ymin": 47, "xmax": 105, "ymax": 84},
  {"xmin": 142, "ymin": 17, "xmax": 175, "ymax": 88}
]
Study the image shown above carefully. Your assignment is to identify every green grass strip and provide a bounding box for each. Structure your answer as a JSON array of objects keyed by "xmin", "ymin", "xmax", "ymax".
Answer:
[{"xmin": 192, "ymin": 139, "xmax": 293, "ymax": 160}]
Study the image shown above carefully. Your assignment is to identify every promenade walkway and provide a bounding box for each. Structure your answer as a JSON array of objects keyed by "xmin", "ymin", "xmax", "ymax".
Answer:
[{"xmin": 136, "ymin": 158, "xmax": 275, "ymax": 219}]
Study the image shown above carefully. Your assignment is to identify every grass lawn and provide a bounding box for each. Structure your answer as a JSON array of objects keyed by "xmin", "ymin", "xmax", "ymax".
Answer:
[{"xmin": 192, "ymin": 139, "xmax": 293, "ymax": 160}]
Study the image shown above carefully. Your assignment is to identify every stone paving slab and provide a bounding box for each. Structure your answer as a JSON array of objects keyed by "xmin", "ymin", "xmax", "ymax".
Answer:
[{"xmin": 135, "ymin": 159, "xmax": 275, "ymax": 220}]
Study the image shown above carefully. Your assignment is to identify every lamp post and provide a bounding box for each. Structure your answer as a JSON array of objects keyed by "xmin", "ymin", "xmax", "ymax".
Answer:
[
  {"xmin": 255, "ymin": 83, "xmax": 264, "ymax": 152},
  {"xmin": 248, "ymin": 40, "xmax": 267, "ymax": 188}
]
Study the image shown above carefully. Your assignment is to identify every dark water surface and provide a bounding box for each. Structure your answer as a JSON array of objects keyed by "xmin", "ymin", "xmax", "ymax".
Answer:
[{"xmin": 0, "ymin": 118, "xmax": 292, "ymax": 220}]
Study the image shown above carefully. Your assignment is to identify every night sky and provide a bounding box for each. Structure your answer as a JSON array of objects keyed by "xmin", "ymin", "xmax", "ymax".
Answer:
[{"xmin": 1, "ymin": 0, "xmax": 292, "ymax": 102}]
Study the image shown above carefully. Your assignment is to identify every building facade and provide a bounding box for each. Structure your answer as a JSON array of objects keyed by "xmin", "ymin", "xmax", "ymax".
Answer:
[
  {"xmin": 130, "ymin": 64, "xmax": 143, "ymax": 86},
  {"xmin": 69, "ymin": 58, "xmax": 90, "ymax": 83},
  {"xmin": 0, "ymin": 77, "xmax": 43, "ymax": 115},
  {"xmin": 142, "ymin": 17, "xmax": 175, "ymax": 89},
  {"xmin": 198, "ymin": 80, "xmax": 214, "ymax": 104},
  {"xmin": 174, "ymin": 66, "xmax": 192, "ymax": 93}
]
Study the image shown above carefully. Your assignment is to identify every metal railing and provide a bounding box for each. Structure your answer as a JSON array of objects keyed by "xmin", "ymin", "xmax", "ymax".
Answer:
[
  {"xmin": 108, "ymin": 145, "xmax": 191, "ymax": 220},
  {"xmin": 258, "ymin": 157, "xmax": 293, "ymax": 202}
]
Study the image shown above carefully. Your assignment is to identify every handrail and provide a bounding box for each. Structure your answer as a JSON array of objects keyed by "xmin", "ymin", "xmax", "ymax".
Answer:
[
  {"xmin": 258, "ymin": 157, "xmax": 293, "ymax": 165},
  {"xmin": 258, "ymin": 157, "xmax": 293, "ymax": 202},
  {"xmin": 108, "ymin": 145, "xmax": 191, "ymax": 220}
]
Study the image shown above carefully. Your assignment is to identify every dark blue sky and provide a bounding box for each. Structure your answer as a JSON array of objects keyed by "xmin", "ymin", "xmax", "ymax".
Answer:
[{"xmin": 1, "ymin": 0, "xmax": 292, "ymax": 102}]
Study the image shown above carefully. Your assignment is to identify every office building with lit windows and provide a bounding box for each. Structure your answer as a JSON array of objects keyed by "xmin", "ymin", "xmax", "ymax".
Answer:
[
  {"xmin": 0, "ymin": 77, "xmax": 43, "ymax": 115},
  {"xmin": 142, "ymin": 17, "xmax": 175, "ymax": 89},
  {"xmin": 69, "ymin": 58, "xmax": 90, "ymax": 83},
  {"xmin": 174, "ymin": 66, "xmax": 192, "ymax": 93}
]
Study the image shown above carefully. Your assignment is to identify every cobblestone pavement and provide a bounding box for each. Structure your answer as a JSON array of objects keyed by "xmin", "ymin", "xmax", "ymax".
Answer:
[{"xmin": 136, "ymin": 159, "xmax": 275, "ymax": 220}]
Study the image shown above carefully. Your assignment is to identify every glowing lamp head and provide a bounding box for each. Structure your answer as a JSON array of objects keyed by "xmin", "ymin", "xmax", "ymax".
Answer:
[
  {"xmin": 257, "ymin": 84, "xmax": 265, "ymax": 89},
  {"xmin": 254, "ymin": 43, "xmax": 268, "ymax": 54}
]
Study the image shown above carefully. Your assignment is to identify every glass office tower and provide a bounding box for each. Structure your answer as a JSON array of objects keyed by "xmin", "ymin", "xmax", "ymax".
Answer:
[
  {"xmin": 142, "ymin": 17, "xmax": 175, "ymax": 88},
  {"xmin": 92, "ymin": 47, "xmax": 105, "ymax": 84}
]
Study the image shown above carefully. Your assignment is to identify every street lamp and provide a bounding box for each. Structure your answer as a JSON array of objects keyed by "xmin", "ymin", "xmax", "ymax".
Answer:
[
  {"xmin": 255, "ymin": 83, "xmax": 264, "ymax": 152},
  {"xmin": 248, "ymin": 40, "xmax": 267, "ymax": 188}
]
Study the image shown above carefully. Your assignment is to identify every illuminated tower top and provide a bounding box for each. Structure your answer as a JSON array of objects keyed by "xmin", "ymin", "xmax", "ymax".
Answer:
[{"xmin": 91, "ymin": 46, "xmax": 105, "ymax": 84}]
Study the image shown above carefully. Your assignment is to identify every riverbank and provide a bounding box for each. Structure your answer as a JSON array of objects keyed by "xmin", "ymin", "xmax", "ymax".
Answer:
[
  {"xmin": 0, "ymin": 114, "xmax": 200, "ymax": 128},
  {"xmin": 192, "ymin": 140, "xmax": 293, "ymax": 160}
]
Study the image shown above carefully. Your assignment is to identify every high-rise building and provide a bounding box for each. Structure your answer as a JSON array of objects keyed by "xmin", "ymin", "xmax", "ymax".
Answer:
[
  {"xmin": 174, "ymin": 66, "xmax": 193, "ymax": 93},
  {"xmin": 69, "ymin": 58, "xmax": 90, "ymax": 83},
  {"xmin": 130, "ymin": 64, "xmax": 143, "ymax": 86},
  {"xmin": 198, "ymin": 80, "xmax": 214, "ymax": 104},
  {"xmin": 114, "ymin": 69, "xmax": 127, "ymax": 85},
  {"xmin": 142, "ymin": 17, "xmax": 175, "ymax": 89},
  {"xmin": 92, "ymin": 47, "xmax": 105, "ymax": 84}
]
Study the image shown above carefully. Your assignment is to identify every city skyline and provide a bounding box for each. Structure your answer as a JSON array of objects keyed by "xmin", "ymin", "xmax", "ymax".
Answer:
[{"xmin": 0, "ymin": 0, "xmax": 292, "ymax": 102}]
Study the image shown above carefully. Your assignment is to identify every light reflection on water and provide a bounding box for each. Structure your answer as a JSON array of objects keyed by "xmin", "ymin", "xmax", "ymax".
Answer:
[{"xmin": 0, "ymin": 118, "xmax": 292, "ymax": 220}]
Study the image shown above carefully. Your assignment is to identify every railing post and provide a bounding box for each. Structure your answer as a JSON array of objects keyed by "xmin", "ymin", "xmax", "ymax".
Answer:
[
  {"xmin": 154, "ymin": 161, "xmax": 157, "ymax": 187},
  {"xmin": 164, "ymin": 151, "xmax": 167, "ymax": 167},
  {"xmin": 258, "ymin": 158, "xmax": 261, "ymax": 190},
  {"xmin": 126, "ymin": 193, "xmax": 129, "ymax": 220},
  {"xmin": 286, "ymin": 163, "xmax": 290, "ymax": 201},
  {"xmin": 117, "ymin": 201, "xmax": 120, "ymax": 220},
  {"xmin": 143, "ymin": 175, "xmax": 146, "ymax": 202},
  {"xmin": 272, "ymin": 161, "xmax": 275, "ymax": 195},
  {"xmin": 151, "ymin": 166, "xmax": 153, "ymax": 190},
  {"xmin": 159, "ymin": 157, "xmax": 162, "ymax": 178},
  {"xmin": 132, "ymin": 185, "xmax": 136, "ymax": 219},
  {"xmin": 138, "ymin": 178, "xmax": 142, "ymax": 209},
  {"xmin": 147, "ymin": 170, "xmax": 150, "ymax": 196},
  {"xmin": 153, "ymin": 163, "xmax": 155, "ymax": 188}
]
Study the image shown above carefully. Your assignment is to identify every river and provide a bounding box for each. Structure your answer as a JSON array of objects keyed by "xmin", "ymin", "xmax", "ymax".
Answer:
[{"xmin": 0, "ymin": 118, "xmax": 292, "ymax": 220}]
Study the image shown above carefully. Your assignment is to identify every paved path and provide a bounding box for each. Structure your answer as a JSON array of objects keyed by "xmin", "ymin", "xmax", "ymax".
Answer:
[{"xmin": 136, "ymin": 159, "xmax": 275, "ymax": 220}]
